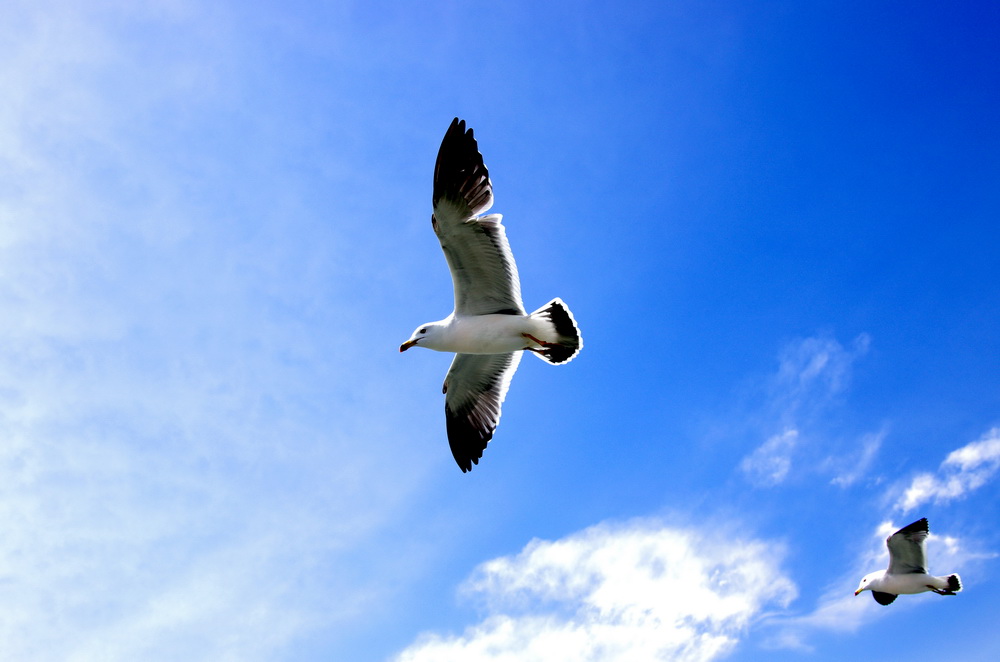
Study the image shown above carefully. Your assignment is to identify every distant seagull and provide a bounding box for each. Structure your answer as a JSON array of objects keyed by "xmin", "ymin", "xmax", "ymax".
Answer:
[
  {"xmin": 854, "ymin": 518, "xmax": 962, "ymax": 605},
  {"xmin": 400, "ymin": 118, "xmax": 583, "ymax": 473}
]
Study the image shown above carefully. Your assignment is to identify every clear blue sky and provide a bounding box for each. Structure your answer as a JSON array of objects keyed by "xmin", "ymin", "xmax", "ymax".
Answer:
[{"xmin": 2, "ymin": 1, "xmax": 998, "ymax": 660}]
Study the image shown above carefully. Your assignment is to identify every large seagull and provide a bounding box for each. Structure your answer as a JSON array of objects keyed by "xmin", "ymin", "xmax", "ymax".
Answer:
[
  {"xmin": 854, "ymin": 518, "xmax": 962, "ymax": 605},
  {"xmin": 400, "ymin": 118, "xmax": 583, "ymax": 472}
]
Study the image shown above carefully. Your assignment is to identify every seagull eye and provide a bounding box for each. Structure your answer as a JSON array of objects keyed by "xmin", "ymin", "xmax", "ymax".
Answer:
[{"xmin": 419, "ymin": 327, "xmax": 427, "ymax": 334}]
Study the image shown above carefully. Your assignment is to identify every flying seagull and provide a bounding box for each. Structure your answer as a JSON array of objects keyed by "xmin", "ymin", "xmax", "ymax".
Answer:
[
  {"xmin": 400, "ymin": 118, "xmax": 583, "ymax": 473},
  {"xmin": 854, "ymin": 518, "xmax": 962, "ymax": 605}
]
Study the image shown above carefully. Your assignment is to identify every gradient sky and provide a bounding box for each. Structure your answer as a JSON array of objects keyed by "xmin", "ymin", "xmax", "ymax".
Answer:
[{"xmin": 2, "ymin": 1, "xmax": 999, "ymax": 661}]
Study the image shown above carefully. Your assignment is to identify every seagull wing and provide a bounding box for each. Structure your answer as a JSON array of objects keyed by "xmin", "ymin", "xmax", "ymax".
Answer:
[
  {"xmin": 432, "ymin": 118, "xmax": 525, "ymax": 317},
  {"xmin": 871, "ymin": 591, "xmax": 898, "ymax": 605},
  {"xmin": 886, "ymin": 517, "xmax": 929, "ymax": 575},
  {"xmin": 442, "ymin": 351, "xmax": 522, "ymax": 472}
]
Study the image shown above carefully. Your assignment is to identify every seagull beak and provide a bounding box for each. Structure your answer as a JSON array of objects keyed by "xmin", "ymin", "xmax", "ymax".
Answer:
[
  {"xmin": 399, "ymin": 339, "xmax": 418, "ymax": 352},
  {"xmin": 854, "ymin": 589, "xmax": 862, "ymax": 596}
]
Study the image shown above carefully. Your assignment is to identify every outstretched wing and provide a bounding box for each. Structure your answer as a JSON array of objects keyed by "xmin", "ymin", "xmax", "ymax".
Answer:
[
  {"xmin": 886, "ymin": 518, "xmax": 929, "ymax": 575},
  {"xmin": 442, "ymin": 352, "xmax": 522, "ymax": 472},
  {"xmin": 432, "ymin": 118, "xmax": 525, "ymax": 317}
]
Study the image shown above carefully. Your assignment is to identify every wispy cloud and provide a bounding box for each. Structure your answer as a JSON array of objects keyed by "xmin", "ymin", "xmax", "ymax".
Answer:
[
  {"xmin": 393, "ymin": 520, "xmax": 796, "ymax": 662},
  {"xmin": 770, "ymin": 333, "xmax": 870, "ymax": 424},
  {"xmin": 896, "ymin": 427, "xmax": 1000, "ymax": 512},
  {"xmin": 738, "ymin": 334, "xmax": 872, "ymax": 487},
  {"xmin": 740, "ymin": 429, "xmax": 798, "ymax": 487},
  {"xmin": 829, "ymin": 430, "xmax": 885, "ymax": 488}
]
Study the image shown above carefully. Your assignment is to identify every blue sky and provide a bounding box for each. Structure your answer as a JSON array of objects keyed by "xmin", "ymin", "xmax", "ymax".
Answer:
[{"xmin": 2, "ymin": 1, "xmax": 998, "ymax": 660}]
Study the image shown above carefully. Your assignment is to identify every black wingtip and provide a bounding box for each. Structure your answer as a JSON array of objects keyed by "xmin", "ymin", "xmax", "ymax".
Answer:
[
  {"xmin": 895, "ymin": 518, "xmax": 929, "ymax": 536},
  {"xmin": 446, "ymin": 410, "xmax": 493, "ymax": 474},
  {"xmin": 872, "ymin": 591, "xmax": 898, "ymax": 605},
  {"xmin": 433, "ymin": 117, "xmax": 493, "ymax": 214}
]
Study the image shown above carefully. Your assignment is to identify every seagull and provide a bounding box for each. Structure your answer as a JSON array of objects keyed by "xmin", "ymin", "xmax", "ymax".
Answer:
[
  {"xmin": 854, "ymin": 518, "xmax": 962, "ymax": 605},
  {"xmin": 400, "ymin": 118, "xmax": 583, "ymax": 473}
]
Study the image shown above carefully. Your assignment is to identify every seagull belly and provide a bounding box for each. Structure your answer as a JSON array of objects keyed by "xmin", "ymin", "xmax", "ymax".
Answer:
[
  {"xmin": 441, "ymin": 314, "xmax": 532, "ymax": 354},
  {"xmin": 881, "ymin": 573, "xmax": 937, "ymax": 595}
]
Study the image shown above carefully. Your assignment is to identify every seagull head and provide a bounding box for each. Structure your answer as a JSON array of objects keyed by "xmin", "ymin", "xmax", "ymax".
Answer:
[
  {"xmin": 854, "ymin": 571, "xmax": 882, "ymax": 596},
  {"xmin": 400, "ymin": 322, "xmax": 445, "ymax": 352}
]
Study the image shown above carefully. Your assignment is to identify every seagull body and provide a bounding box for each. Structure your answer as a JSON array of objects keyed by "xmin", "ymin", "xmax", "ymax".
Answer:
[
  {"xmin": 410, "ymin": 313, "xmax": 560, "ymax": 355},
  {"xmin": 854, "ymin": 518, "xmax": 962, "ymax": 605},
  {"xmin": 400, "ymin": 118, "xmax": 582, "ymax": 473}
]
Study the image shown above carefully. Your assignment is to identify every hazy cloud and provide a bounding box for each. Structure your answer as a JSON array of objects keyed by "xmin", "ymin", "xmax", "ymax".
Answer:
[
  {"xmin": 393, "ymin": 520, "xmax": 796, "ymax": 662},
  {"xmin": 740, "ymin": 429, "xmax": 798, "ymax": 487},
  {"xmin": 0, "ymin": 5, "xmax": 433, "ymax": 660},
  {"xmin": 770, "ymin": 333, "xmax": 870, "ymax": 424},
  {"xmin": 739, "ymin": 333, "xmax": 871, "ymax": 487},
  {"xmin": 830, "ymin": 430, "xmax": 885, "ymax": 488}
]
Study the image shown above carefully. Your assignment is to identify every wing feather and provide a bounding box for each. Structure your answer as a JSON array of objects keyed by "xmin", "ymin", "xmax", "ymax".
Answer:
[
  {"xmin": 871, "ymin": 591, "xmax": 898, "ymax": 605},
  {"xmin": 443, "ymin": 352, "xmax": 522, "ymax": 472},
  {"xmin": 432, "ymin": 118, "xmax": 524, "ymax": 317},
  {"xmin": 886, "ymin": 518, "xmax": 929, "ymax": 575}
]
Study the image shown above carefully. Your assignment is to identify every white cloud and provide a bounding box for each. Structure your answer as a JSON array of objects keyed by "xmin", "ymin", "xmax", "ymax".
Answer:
[
  {"xmin": 393, "ymin": 520, "xmax": 796, "ymax": 662},
  {"xmin": 740, "ymin": 429, "xmax": 798, "ymax": 487},
  {"xmin": 896, "ymin": 427, "xmax": 1000, "ymax": 512}
]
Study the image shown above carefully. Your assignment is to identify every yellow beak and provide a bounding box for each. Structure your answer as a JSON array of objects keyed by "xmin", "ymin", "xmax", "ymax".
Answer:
[
  {"xmin": 854, "ymin": 589, "xmax": 863, "ymax": 596},
  {"xmin": 399, "ymin": 339, "xmax": 418, "ymax": 352}
]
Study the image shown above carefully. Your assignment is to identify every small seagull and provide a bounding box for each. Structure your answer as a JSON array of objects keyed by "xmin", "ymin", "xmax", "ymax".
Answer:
[
  {"xmin": 854, "ymin": 518, "xmax": 962, "ymax": 605},
  {"xmin": 400, "ymin": 118, "xmax": 583, "ymax": 473}
]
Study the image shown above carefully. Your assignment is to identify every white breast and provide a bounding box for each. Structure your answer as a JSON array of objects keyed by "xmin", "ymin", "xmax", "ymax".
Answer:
[
  {"xmin": 881, "ymin": 573, "xmax": 939, "ymax": 595},
  {"xmin": 439, "ymin": 314, "xmax": 533, "ymax": 354}
]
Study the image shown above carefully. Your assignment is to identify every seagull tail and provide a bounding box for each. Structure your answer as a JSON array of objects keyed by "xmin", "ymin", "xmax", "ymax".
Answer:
[
  {"xmin": 945, "ymin": 574, "xmax": 962, "ymax": 594},
  {"xmin": 528, "ymin": 298, "xmax": 582, "ymax": 364}
]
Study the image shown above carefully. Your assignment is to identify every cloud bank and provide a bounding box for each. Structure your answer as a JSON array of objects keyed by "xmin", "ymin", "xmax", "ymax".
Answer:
[{"xmin": 394, "ymin": 520, "xmax": 796, "ymax": 662}]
